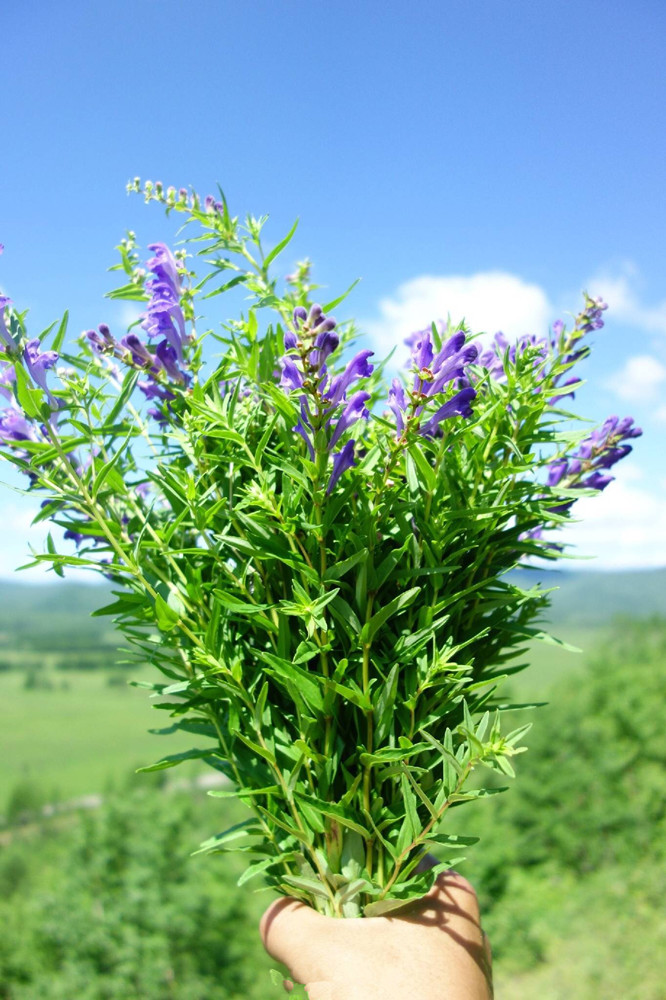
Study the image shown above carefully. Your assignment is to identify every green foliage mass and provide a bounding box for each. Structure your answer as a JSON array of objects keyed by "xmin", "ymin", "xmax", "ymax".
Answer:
[
  {"xmin": 455, "ymin": 617, "xmax": 666, "ymax": 998},
  {"xmin": 0, "ymin": 790, "xmax": 270, "ymax": 1000}
]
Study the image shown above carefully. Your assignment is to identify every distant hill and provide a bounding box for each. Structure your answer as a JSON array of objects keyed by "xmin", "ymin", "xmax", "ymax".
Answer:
[
  {"xmin": 0, "ymin": 580, "xmax": 115, "ymax": 650},
  {"xmin": 510, "ymin": 567, "xmax": 666, "ymax": 627},
  {"xmin": 0, "ymin": 569, "xmax": 664, "ymax": 643}
]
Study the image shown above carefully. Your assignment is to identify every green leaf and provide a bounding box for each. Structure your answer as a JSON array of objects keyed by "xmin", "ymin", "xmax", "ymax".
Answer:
[
  {"xmin": 408, "ymin": 443, "xmax": 437, "ymax": 492},
  {"xmin": 374, "ymin": 663, "xmax": 399, "ymax": 744},
  {"xmin": 136, "ymin": 748, "xmax": 218, "ymax": 772},
  {"xmin": 237, "ymin": 854, "xmax": 295, "ymax": 887},
  {"xmin": 263, "ymin": 218, "xmax": 299, "ymax": 269},
  {"xmin": 231, "ymin": 731, "xmax": 276, "ymax": 765},
  {"xmin": 202, "ymin": 273, "xmax": 248, "ymax": 299},
  {"xmin": 423, "ymin": 833, "xmax": 480, "ymax": 848},
  {"xmin": 322, "ymin": 278, "xmax": 361, "ymax": 312},
  {"xmin": 361, "ymin": 587, "xmax": 421, "ymax": 644},
  {"xmin": 92, "ymin": 428, "xmax": 135, "ymax": 499},
  {"xmin": 106, "ymin": 282, "xmax": 149, "ymax": 301},
  {"xmin": 154, "ymin": 593, "xmax": 181, "ymax": 631},
  {"xmin": 14, "ymin": 364, "xmax": 43, "ymax": 418},
  {"xmin": 208, "ymin": 785, "xmax": 280, "ymax": 799},
  {"xmin": 52, "ymin": 310, "xmax": 69, "ymax": 352},
  {"xmin": 193, "ymin": 819, "xmax": 263, "ymax": 855},
  {"xmin": 364, "ymin": 897, "xmax": 422, "ymax": 918},
  {"xmin": 323, "ymin": 548, "xmax": 369, "ymax": 581},
  {"xmin": 256, "ymin": 651, "xmax": 324, "ymax": 713},
  {"xmin": 293, "ymin": 792, "xmax": 371, "ymax": 838},
  {"xmin": 360, "ymin": 742, "xmax": 432, "ymax": 766},
  {"xmin": 281, "ymin": 874, "xmax": 331, "ymax": 901}
]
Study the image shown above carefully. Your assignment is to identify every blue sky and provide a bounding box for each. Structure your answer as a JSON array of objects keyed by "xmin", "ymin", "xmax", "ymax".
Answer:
[{"xmin": 1, "ymin": 0, "xmax": 665, "ymax": 577}]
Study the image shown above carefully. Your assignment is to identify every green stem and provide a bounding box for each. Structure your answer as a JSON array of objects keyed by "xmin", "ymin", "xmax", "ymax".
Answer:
[
  {"xmin": 41, "ymin": 422, "xmax": 204, "ymax": 652},
  {"xmin": 379, "ymin": 760, "xmax": 475, "ymax": 900}
]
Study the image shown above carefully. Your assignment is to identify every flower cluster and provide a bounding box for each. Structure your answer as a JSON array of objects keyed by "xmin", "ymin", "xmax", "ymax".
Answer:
[
  {"xmin": 0, "ymin": 280, "xmax": 59, "ymax": 467},
  {"xmin": 478, "ymin": 294, "xmax": 609, "ymax": 406},
  {"xmin": 477, "ymin": 331, "xmax": 547, "ymax": 382},
  {"xmin": 127, "ymin": 177, "xmax": 230, "ymax": 217},
  {"xmin": 86, "ymin": 243, "xmax": 190, "ymax": 424},
  {"xmin": 278, "ymin": 305, "xmax": 374, "ymax": 492},
  {"xmin": 520, "ymin": 414, "xmax": 640, "ymax": 551},
  {"xmin": 388, "ymin": 325, "xmax": 477, "ymax": 438},
  {"xmin": 548, "ymin": 416, "xmax": 641, "ymax": 500}
]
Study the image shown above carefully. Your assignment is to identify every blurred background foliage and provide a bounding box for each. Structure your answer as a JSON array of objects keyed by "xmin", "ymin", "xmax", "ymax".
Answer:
[{"xmin": 1, "ymin": 570, "xmax": 665, "ymax": 999}]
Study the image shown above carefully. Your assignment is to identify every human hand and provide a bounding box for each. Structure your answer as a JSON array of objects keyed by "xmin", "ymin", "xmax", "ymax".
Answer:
[{"xmin": 260, "ymin": 871, "xmax": 493, "ymax": 1000}]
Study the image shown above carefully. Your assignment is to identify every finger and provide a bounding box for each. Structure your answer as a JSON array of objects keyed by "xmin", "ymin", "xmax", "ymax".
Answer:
[
  {"xmin": 303, "ymin": 982, "xmax": 334, "ymax": 1000},
  {"xmin": 260, "ymin": 897, "xmax": 324, "ymax": 967},
  {"xmin": 433, "ymin": 870, "xmax": 482, "ymax": 921}
]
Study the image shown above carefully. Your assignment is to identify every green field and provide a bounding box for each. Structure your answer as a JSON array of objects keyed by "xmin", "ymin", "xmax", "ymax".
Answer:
[
  {"xmin": 0, "ymin": 629, "xmax": 602, "ymax": 813},
  {"xmin": 1, "ymin": 574, "xmax": 664, "ymax": 999},
  {"xmin": 0, "ymin": 667, "xmax": 205, "ymax": 809}
]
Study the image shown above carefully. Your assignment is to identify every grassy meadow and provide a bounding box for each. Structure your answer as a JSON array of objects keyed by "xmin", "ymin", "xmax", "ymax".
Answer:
[{"xmin": 1, "ymin": 570, "xmax": 664, "ymax": 999}]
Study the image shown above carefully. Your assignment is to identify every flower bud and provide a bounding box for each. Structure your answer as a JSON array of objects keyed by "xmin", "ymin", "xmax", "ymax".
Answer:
[
  {"xmin": 293, "ymin": 307, "xmax": 308, "ymax": 328},
  {"xmin": 308, "ymin": 304, "xmax": 323, "ymax": 326}
]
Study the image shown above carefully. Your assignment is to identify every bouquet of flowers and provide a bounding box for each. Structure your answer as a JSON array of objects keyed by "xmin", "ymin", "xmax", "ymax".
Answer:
[{"xmin": 0, "ymin": 181, "xmax": 640, "ymax": 917}]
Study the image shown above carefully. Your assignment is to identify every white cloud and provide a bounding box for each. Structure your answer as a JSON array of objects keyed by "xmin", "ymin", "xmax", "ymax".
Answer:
[
  {"xmin": 559, "ymin": 470, "xmax": 666, "ymax": 570},
  {"xmin": 364, "ymin": 271, "xmax": 553, "ymax": 355},
  {"xmin": 606, "ymin": 354, "xmax": 666, "ymax": 403},
  {"xmin": 587, "ymin": 263, "xmax": 666, "ymax": 336}
]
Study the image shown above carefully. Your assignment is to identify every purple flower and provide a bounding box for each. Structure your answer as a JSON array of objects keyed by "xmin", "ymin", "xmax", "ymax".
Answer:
[
  {"xmin": 584, "ymin": 470, "xmax": 614, "ymax": 491},
  {"xmin": 388, "ymin": 378, "xmax": 408, "ymax": 434},
  {"xmin": 279, "ymin": 306, "xmax": 340, "ymax": 392},
  {"xmin": 120, "ymin": 334, "xmax": 158, "ymax": 371},
  {"xmin": 146, "ymin": 243, "xmax": 183, "ymax": 297},
  {"xmin": 142, "ymin": 281, "xmax": 187, "ymax": 361},
  {"xmin": 140, "ymin": 242, "xmax": 188, "ymax": 363},
  {"xmin": 86, "ymin": 323, "xmax": 117, "ymax": 355},
  {"xmin": 0, "ymin": 406, "xmax": 37, "ymax": 442},
  {"xmin": 543, "ymin": 414, "xmax": 642, "ymax": 518},
  {"xmin": 276, "ymin": 308, "xmax": 372, "ymax": 479},
  {"xmin": 310, "ymin": 329, "xmax": 340, "ymax": 370},
  {"xmin": 325, "ymin": 349, "xmax": 374, "ymax": 405},
  {"xmin": 23, "ymin": 339, "xmax": 59, "ymax": 409},
  {"xmin": 147, "ymin": 407, "xmax": 171, "ymax": 427},
  {"xmin": 547, "ymin": 459, "xmax": 568, "ymax": 487},
  {"xmin": 327, "ymin": 439, "xmax": 357, "ymax": 494},
  {"xmin": 0, "ymin": 296, "xmax": 18, "ymax": 351},
  {"xmin": 421, "ymin": 344, "xmax": 478, "ymax": 399},
  {"xmin": 155, "ymin": 339, "xmax": 188, "ymax": 384},
  {"xmin": 0, "ymin": 358, "xmax": 16, "ymax": 401},
  {"xmin": 420, "ymin": 387, "xmax": 476, "ymax": 438},
  {"xmin": 329, "ymin": 391, "xmax": 371, "ymax": 450},
  {"xmin": 138, "ymin": 380, "xmax": 176, "ymax": 403},
  {"xmin": 388, "ymin": 328, "xmax": 477, "ymax": 438},
  {"xmin": 409, "ymin": 328, "xmax": 478, "ymax": 398},
  {"xmin": 292, "ymin": 306, "xmax": 308, "ymax": 328},
  {"xmin": 576, "ymin": 294, "xmax": 608, "ymax": 333},
  {"xmin": 279, "ymin": 356, "xmax": 304, "ymax": 392}
]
